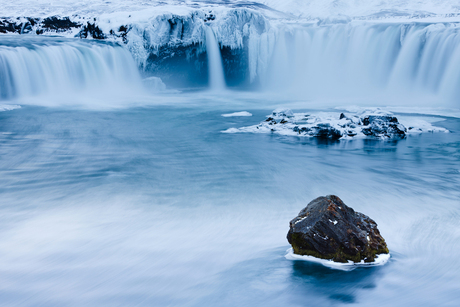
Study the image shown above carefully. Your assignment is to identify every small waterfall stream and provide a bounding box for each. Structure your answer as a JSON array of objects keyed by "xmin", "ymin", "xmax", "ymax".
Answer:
[{"xmin": 205, "ymin": 27, "xmax": 226, "ymax": 91}]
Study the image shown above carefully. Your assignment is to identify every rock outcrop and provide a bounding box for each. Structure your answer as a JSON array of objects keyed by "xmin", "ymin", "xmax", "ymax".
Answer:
[
  {"xmin": 287, "ymin": 195, "xmax": 389, "ymax": 263},
  {"xmin": 223, "ymin": 108, "xmax": 416, "ymax": 139}
]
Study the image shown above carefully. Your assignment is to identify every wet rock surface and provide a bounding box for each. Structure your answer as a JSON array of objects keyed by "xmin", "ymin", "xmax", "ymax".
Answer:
[{"xmin": 287, "ymin": 195, "xmax": 389, "ymax": 263}]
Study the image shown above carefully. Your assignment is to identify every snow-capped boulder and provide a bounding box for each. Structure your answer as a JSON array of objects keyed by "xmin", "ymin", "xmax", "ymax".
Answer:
[{"xmin": 287, "ymin": 195, "xmax": 389, "ymax": 263}]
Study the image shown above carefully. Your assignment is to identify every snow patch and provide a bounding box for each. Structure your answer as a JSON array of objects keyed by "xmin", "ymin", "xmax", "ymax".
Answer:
[
  {"xmin": 294, "ymin": 216, "xmax": 308, "ymax": 225},
  {"xmin": 222, "ymin": 111, "xmax": 252, "ymax": 117},
  {"xmin": 329, "ymin": 219, "xmax": 338, "ymax": 225}
]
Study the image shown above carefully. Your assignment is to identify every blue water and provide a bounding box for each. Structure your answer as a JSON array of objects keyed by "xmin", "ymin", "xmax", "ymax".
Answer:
[{"xmin": 0, "ymin": 102, "xmax": 459, "ymax": 306}]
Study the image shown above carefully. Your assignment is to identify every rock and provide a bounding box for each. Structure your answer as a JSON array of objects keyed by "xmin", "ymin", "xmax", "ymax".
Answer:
[
  {"xmin": 42, "ymin": 16, "xmax": 80, "ymax": 33},
  {"xmin": 312, "ymin": 123, "xmax": 342, "ymax": 140},
  {"xmin": 79, "ymin": 22, "xmax": 106, "ymax": 39},
  {"xmin": 361, "ymin": 115, "xmax": 406, "ymax": 138},
  {"xmin": 287, "ymin": 195, "xmax": 389, "ymax": 263}
]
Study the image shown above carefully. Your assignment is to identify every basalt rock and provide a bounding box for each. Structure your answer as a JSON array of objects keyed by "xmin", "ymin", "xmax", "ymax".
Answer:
[
  {"xmin": 361, "ymin": 115, "xmax": 406, "ymax": 138},
  {"xmin": 287, "ymin": 195, "xmax": 389, "ymax": 263}
]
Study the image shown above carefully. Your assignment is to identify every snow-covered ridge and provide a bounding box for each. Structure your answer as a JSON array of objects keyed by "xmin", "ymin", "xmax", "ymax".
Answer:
[{"xmin": 222, "ymin": 108, "xmax": 449, "ymax": 140}]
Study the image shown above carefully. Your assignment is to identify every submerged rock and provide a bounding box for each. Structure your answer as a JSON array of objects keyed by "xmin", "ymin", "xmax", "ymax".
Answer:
[{"xmin": 287, "ymin": 195, "xmax": 389, "ymax": 263}]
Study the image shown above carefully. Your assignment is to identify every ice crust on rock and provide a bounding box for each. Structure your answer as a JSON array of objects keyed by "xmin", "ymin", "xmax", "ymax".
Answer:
[
  {"xmin": 222, "ymin": 108, "xmax": 449, "ymax": 139},
  {"xmin": 285, "ymin": 248, "xmax": 390, "ymax": 271}
]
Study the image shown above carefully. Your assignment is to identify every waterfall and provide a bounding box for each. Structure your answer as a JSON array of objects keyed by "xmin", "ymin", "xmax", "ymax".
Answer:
[
  {"xmin": 205, "ymin": 27, "xmax": 226, "ymax": 91},
  {"xmin": 0, "ymin": 37, "xmax": 143, "ymax": 102},
  {"xmin": 247, "ymin": 22, "xmax": 460, "ymax": 107}
]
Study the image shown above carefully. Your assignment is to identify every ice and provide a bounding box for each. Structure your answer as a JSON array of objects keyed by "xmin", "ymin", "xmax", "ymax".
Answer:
[
  {"xmin": 221, "ymin": 111, "xmax": 252, "ymax": 117},
  {"xmin": 285, "ymin": 248, "xmax": 391, "ymax": 271}
]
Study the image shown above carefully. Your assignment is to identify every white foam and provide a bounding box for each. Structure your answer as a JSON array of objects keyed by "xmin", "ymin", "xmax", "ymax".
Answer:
[
  {"xmin": 285, "ymin": 248, "xmax": 390, "ymax": 271},
  {"xmin": 221, "ymin": 111, "xmax": 252, "ymax": 117}
]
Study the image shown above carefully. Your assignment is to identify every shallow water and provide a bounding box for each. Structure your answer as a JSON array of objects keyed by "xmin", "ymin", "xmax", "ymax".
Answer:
[{"xmin": 0, "ymin": 101, "xmax": 459, "ymax": 306}]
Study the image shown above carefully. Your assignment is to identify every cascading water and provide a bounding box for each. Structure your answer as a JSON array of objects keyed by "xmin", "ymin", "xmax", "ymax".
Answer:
[
  {"xmin": 0, "ymin": 36, "xmax": 143, "ymax": 102},
  {"xmin": 251, "ymin": 22, "xmax": 460, "ymax": 107},
  {"xmin": 205, "ymin": 27, "xmax": 226, "ymax": 91}
]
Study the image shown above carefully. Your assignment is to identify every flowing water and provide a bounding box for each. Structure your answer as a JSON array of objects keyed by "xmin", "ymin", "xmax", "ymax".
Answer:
[
  {"xmin": 206, "ymin": 27, "xmax": 227, "ymax": 91},
  {"xmin": 0, "ymin": 34, "xmax": 459, "ymax": 307}
]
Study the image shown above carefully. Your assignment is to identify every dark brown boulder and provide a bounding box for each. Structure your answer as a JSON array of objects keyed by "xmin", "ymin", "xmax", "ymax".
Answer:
[{"xmin": 287, "ymin": 195, "xmax": 389, "ymax": 263}]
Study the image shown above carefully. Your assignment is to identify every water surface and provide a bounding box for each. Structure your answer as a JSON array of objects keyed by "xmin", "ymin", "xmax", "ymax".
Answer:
[{"xmin": 0, "ymin": 102, "xmax": 459, "ymax": 306}]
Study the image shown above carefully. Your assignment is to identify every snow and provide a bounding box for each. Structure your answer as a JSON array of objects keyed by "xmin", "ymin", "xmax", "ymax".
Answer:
[
  {"xmin": 285, "ymin": 248, "xmax": 391, "ymax": 271},
  {"xmin": 221, "ymin": 111, "xmax": 252, "ymax": 117},
  {"xmin": 399, "ymin": 117, "xmax": 449, "ymax": 134},
  {"xmin": 339, "ymin": 106, "xmax": 460, "ymax": 119},
  {"xmin": 329, "ymin": 219, "xmax": 338, "ymax": 225},
  {"xmin": 294, "ymin": 216, "xmax": 308, "ymax": 225},
  {"xmin": 3, "ymin": 0, "xmax": 459, "ymax": 20},
  {"xmin": 261, "ymin": 0, "xmax": 460, "ymax": 19}
]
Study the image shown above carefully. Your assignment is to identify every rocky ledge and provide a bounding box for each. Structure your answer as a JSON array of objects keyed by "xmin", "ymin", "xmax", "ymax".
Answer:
[{"xmin": 287, "ymin": 195, "xmax": 389, "ymax": 263}]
